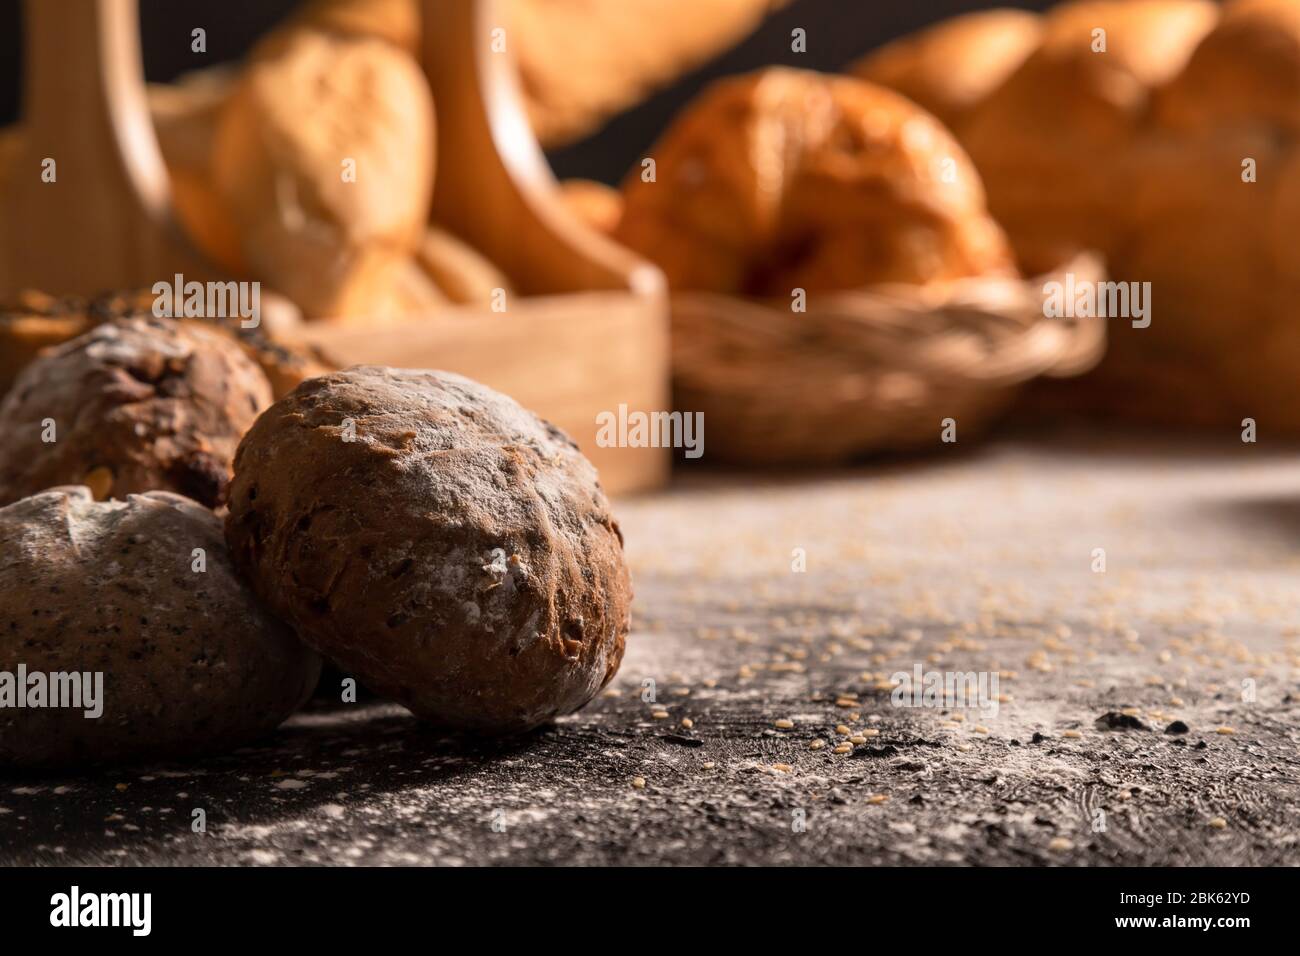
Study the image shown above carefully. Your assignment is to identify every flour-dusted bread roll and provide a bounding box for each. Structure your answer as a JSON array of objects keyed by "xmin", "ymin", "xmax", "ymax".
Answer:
[
  {"xmin": 963, "ymin": 0, "xmax": 1217, "ymax": 273},
  {"xmin": 853, "ymin": 9, "xmax": 1044, "ymax": 132},
  {"xmin": 0, "ymin": 317, "xmax": 273, "ymax": 509},
  {"xmin": 0, "ymin": 487, "xmax": 320, "ymax": 768},
  {"xmin": 615, "ymin": 68, "xmax": 1014, "ymax": 296},
  {"xmin": 212, "ymin": 27, "xmax": 435, "ymax": 318},
  {"xmin": 225, "ymin": 367, "xmax": 631, "ymax": 733}
]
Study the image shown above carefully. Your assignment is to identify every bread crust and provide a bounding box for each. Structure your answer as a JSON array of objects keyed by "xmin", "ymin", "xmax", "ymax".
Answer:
[
  {"xmin": 0, "ymin": 316, "xmax": 273, "ymax": 509},
  {"xmin": 224, "ymin": 366, "xmax": 631, "ymax": 733},
  {"xmin": 0, "ymin": 487, "xmax": 320, "ymax": 768}
]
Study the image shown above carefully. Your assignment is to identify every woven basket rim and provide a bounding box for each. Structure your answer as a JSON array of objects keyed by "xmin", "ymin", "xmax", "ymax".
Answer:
[{"xmin": 671, "ymin": 253, "xmax": 1109, "ymax": 393}]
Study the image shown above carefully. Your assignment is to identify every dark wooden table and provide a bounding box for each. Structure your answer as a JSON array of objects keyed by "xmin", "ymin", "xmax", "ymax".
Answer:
[{"xmin": 3, "ymin": 429, "xmax": 1298, "ymax": 865}]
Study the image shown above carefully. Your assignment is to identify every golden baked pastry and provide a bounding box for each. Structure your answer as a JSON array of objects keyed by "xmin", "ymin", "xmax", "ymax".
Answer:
[
  {"xmin": 509, "ymin": 0, "xmax": 793, "ymax": 147},
  {"xmin": 559, "ymin": 179, "xmax": 624, "ymax": 236},
  {"xmin": 615, "ymin": 68, "xmax": 1014, "ymax": 297},
  {"xmin": 212, "ymin": 27, "xmax": 435, "ymax": 318},
  {"xmin": 415, "ymin": 226, "xmax": 513, "ymax": 305},
  {"xmin": 962, "ymin": 0, "xmax": 1218, "ymax": 273},
  {"xmin": 853, "ymin": 9, "xmax": 1044, "ymax": 131}
]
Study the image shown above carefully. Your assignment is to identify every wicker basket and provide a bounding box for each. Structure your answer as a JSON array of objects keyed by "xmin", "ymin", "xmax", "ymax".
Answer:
[{"xmin": 671, "ymin": 256, "xmax": 1107, "ymax": 465}]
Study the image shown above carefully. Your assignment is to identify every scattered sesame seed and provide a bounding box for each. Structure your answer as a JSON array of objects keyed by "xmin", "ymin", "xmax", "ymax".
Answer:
[
  {"xmin": 835, "ymin": 724, "xmax": 851, "ymax": 735},
  {"xmin": 771, "ymin": 763, "xmax": 793, "ymax": 774},
  {"xmin": 974, "ymin": 725, "xmax": 990, "ymax": 734},
  {"xmin": 833, "ymin": 744, "xmax": 852, "ymax": 755},
  {"xmin": 849, "ymin": 735, "xmax": 866, "ymax": 745},
  {"xmin": 632, "ymin": 777, "xmax": 646, "ymax": 789},
  {"xmin": 1062, "ymin": 730, "xmax": 1082, "ymax": 739},
  {"xmin": 680, "ymin": 718, "xmax": 694, "ymax": 729},
  {"xmin": 1209, "ymin": 817, "xmax": 1228, "ymax": 829},
  {"xmin": 702, "ymin": 762, "xmax": 716, "ymax": 770},
  {"xmin": 1216, "ymin": 726, "xmax": 1235, "ymax": 735},
  {"xmin": 1048, "ymin": 837, "xmax": 1073, "ymax": 852},
  {"xmin": 651, "ymin": 710, "xmax": 669, "ymax": 719},
  {"xmin": 774, "ymin": 718, "xmax": 794, "ymax": 730},
  {"xmin": 809, "ymin": 739, "xmax": 826, "ymax": 750},
  {"xmin": 867, "ymin": 794, "xmax": 888, "ymax": 805}
]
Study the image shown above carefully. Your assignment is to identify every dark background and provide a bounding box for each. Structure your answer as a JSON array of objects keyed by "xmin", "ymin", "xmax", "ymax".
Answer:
[{"xmin": 0, "ymin": 0, "xmax": 1058, "ymax": 183}]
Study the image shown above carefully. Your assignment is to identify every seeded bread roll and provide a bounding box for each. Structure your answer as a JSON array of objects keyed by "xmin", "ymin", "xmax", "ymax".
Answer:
[
  {"xmin": 224, "ymin": 366, "xmax": 631, "ymax": 733},
  {"xmin": 962, "ymin": 0, "xmax": 1216, "ymax": 273},
  {"xmin": 0, "ymin": 317, "xmax": 273, "ymax": 509},
  {"xmin": 853, "ymin": 9, "xmax": 1044, "ymax": 131},
  {"xmin": 615, "ymin": 68, "xmax": 1014, "ymax": 296},
  {"xmin": 0, "ymin": 289, "xmax": 330, "ymax": 402},
  {"xmin": 212, "ymin": 28, "xmax": 435, "ymax": 318},
  {"xmin": 0, "ymin": 487, "xmax": 320, "ymax": 768}
]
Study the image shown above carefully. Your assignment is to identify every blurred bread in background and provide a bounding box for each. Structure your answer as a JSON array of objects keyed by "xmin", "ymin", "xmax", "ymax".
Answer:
[
  {"xmin": 211, "ymin": 26, "xmax": 436, "ymax": 318},
  {"xmin": 615, "ymin": 68, "xmax": 1014, "ymax": 297},
  {"xmin": 961, "ymin": 0, "xmax": 1217, "ymax": 274},
  {"xmin": 852, "ymin": 9, "xmax": 1043, "ymax": 132},
  {"xmin": 559, "ymin": 179, "xmax": 624, "ymax": 236},
  {"xmin": 510, "ymin": 0, "xmax": 793, "ymax": 147},
  {"xmin": 288, "ymin": 0, "xmax": 421, "ymax": 51},
  {"xmin": 415, "ymin": 227, "xmax": 513, "ymax": 306}
]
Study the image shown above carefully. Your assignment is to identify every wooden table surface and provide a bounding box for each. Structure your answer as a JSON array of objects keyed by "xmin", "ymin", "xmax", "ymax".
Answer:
[{"xmin": 3, "ymin": 428, "xmax": 1299, "ymax": 865}]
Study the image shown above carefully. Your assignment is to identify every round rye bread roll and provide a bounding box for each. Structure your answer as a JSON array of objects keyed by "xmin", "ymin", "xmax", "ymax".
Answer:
[
  {"xmin": 224, "ymin": 367, "xmax": 632, "ymax": 733},
  {"xmin": 0, "ymin": 488, "xmax": 320, "ymax": 768},
  {"xmin": 0, "ymin": 317, "xmax": 273, "ymax": 509}
]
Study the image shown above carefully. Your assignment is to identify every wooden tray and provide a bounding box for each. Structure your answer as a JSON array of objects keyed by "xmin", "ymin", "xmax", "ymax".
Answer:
[{"xmin": 0, "ymin": 0, "xmax": 670, "ymax": 495}]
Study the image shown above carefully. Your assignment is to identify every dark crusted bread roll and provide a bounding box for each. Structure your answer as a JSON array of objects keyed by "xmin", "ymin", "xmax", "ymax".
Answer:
[
  {"xmin": 0, "ymin": 487, "xmax": 320, "ymax": 768},
  {"xmin": 0, "ymin": 317, "xmax": 272, "ymax": 509},
  {"xmin": 224, "ymin": 366, "xmax": 631, "ymax": 733}
]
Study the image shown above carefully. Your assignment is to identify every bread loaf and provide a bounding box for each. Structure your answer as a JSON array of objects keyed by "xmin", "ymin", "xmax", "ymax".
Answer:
[{"xmin": 853, "ymin": 9, "xmax": 1043, "ymax": 131}]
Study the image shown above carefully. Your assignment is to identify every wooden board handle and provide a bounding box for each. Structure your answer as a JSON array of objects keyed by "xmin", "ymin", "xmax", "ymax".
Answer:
[
  {"xmin": 0, "ymin": 0, "xmax": 215, "ymax": 296},
  {"xmin": 421, "ymin": 0, "xmax": 664, "ymax": 299}
]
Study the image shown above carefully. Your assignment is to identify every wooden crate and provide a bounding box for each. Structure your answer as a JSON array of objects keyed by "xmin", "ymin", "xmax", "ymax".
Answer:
[{"xmin": 0, "ymin": 0, "xmax": 670, "ymax": 494}]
